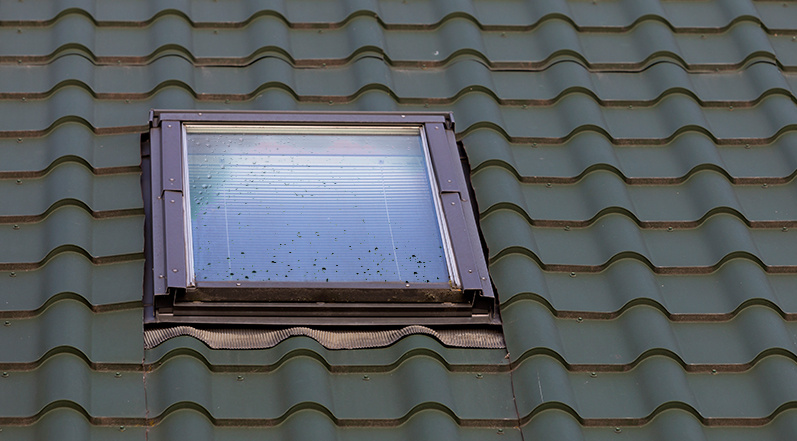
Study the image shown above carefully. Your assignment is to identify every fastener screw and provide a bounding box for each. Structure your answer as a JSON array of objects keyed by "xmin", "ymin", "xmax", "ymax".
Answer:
[
  {"xmin": 1, "ymin": 372, "xmax": 7, "ymax": 378},
  {"xmin": 577, "ymin": 317, "xmax": 583, "ymax": 322},
  {"xmin": 119, "ymin": 426, "xmax": 125, "ymax": 432},
  {"xmin": 363, "ymin": 375, "xmax": 370, "ymax": 381},
  {"xmin": 16, "ymin": 179, "xmax": 22, "ymax": 184},
  {"xmin": 783, "ymin": 227, "xmax": 789, "ymax": 232},
  {"xmin": 497, "ymin": 428, "xmax": 504, "ymax": 435},
  {"xmin": 12, "ymin": 225, "xmax": 19, "ymax": 230},
  {"xmin": 615, "ymin": 427, "xmax": 622, "ymax": 433},
  {"xmin": 570, "ymin": 272, "xmax": 576, "ymax": 278},
  {"xmin": 8, "ymin": 273, "xmax": 15, "ymax": 278},
  {"xmin": 172, "ymin": 269, "xmax": 178, "ymax": 273},
  {"xmin": 237, "ymin": 375, "xmax": 244, "ymax": 381},
  {"xmin": 667, "ymin": 227, "xmax": 673, "ymax": 232},
  {"xmin": 590, "ymin": 372, "xmax": 597, "ymax": 378},
  {"xmin": 564, "ymin": 226, "xmax": 570, "ymax": 231},
  {"xmin": 115, "ymin": 372, "xmax": 122, "ymax": 378},
  {"xmin": 476, "ymin": 373, "xmax": 483, "ymax": 379},
  {"xmin": 3, "ymin": 321, "xmax": 9, "ymax": 327}
]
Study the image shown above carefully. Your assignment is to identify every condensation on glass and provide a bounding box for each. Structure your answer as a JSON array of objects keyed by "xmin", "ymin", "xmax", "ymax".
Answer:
[{"xmin": 182, "ymin": 125, "xmax": 458, "ymax": 287}]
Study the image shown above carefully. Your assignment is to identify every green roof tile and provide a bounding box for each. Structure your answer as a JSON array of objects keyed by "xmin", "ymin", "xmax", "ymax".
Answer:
[{"xmin": 1, "ymin": 0, "xmax": 795, "ymax": 438}]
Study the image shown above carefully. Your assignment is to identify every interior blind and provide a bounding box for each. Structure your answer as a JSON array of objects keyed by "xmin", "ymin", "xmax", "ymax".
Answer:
[{"xmin": 185, "ymin": 128, "xmax": 451, "ymax": 285}]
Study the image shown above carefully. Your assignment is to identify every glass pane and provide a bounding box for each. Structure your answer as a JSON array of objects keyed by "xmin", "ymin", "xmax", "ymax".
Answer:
[{"xmin": 185, "ymin": 127, "xmax": 451, "ymax": 285}]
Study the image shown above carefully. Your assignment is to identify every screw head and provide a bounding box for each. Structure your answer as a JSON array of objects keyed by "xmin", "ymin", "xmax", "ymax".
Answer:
[
  {"xmin": 115, "ymin": 372, "xmax": 122, "ymax": 378},
  {"xmin": 12, "ymin": 225, "xmax": 19, "ymax": 230},
  {"xmin": 237, "ymin": 375, "xmax": 244, "ymax": 381},
  {"xmin": 1, "ymin": 372, "xmax": 8, "ymax": 378},
  {"xmin": 590, "ymin": 372, "xmax": 597, "ymax": 378},
  {"xmin": 615, "ymin": 427, "xmax": 622, "ymax": 433},
  {"xmin": 3, "ymin": 321, "xmax": 9, "ymax": 326},
  {"xmin": 475, "ymin": 373, "xmax": 483, "ymax": 379},
  {"xmin": 172, "ymin": 269, "xmax": 178, "ymax": 273},
  {"xmin": 363, "ymin": 375, "xmax": 370, "ymax": 381},
  {"xmin": 569, "ymin": 272, "xmax": 576, "ymax": 278}
]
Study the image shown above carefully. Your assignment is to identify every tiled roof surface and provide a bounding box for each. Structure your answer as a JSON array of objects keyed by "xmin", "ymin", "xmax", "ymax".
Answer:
[{"xmin": 1, "ymin": 0, "xmax": 796, "ymax": 439}]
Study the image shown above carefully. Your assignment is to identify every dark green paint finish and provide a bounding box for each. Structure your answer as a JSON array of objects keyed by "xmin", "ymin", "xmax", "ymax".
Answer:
[
  {"xmin": 492, "ymin": 255, "xmax": 797, "ymax": 315},
  {"xmin": 145, "ymin": 354, "xmax": 516, "ymax": 421},
  {"xmin": 2, "ymin": 89, "xmax": 796, "ymax": 142},
  {"xmin": 462, "ymin": 130, "xmax": 797, "ymax": 182},
  {"xmin": 2, "ymin": 0, "xmax": 796, "ymax": 33},
  {"xmin": 0, "ymin": 300, "xmax": 143, "ymax": 364},
  {"xmin": 0, "ymin": 0, "xmax": 796, "ymax": 438},
  {"xmin": 0, "ymin": 163, "xmax": 142, "ymax": 216},
  {"xmin": 150, "ymin": 408, "xmax": 521, "ymax": 441},
  {"xmin": 0, "ymin": 254, "xmax": 143, "ymax": 310},
  {"xmin": 513, "ymin": 354, "xmax": 797, "ymax": 420},
  {"xmin": 0, "ymin": 353, "xmax": 145, "ymax": 418},
  {"xmin": 473, "ymin": 166, "xmax": 797, "ymax": 223},
  {"xmin": 0, "ymin": 206, "xmax": 143, "ymax": 264},
  {"xmin": 4, "ymin": 56, "xmax": 796, "ymax": 104},
  {"xmin": 502, "ymin": 301, "xmax": 797, "ymax": 366}
]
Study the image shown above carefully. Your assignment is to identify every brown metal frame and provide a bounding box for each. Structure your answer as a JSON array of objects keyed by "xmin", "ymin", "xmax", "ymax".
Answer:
[{"xmin": 142, "ymin": 110, "xmax": 498, "ymax": 326}]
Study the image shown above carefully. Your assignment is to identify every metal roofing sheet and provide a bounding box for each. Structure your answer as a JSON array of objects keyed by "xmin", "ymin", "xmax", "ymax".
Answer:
[
  {"xmin": 463, "ymin": 130, "xmax": 797, "ymax": 183},
  {"xmin": 502, "ymin": 301, "xmax": 797, "ymax": 366},
  {"xmin": 2, "ymin": 57, "xmax": 796, "ymax": 105},
  {"xmin": 492, "ymin": 256, "xmax": 797, "ymax": 317},
  {"xmin": 2, "ymin": 89, "xmax": 796, "ymax": 143},
  {"xmin": 473, "ymin": 167, "xmax": 797, "ymax": 225},
  {"xmin": 1, "ymin": 16, "xmax": 793, "ymax": 70},
  {"xmin": 2, "ymin": 0, "xmax": 795, "ymax": 32},
  {"xmin": 0, "ymin": 0, "xmax": 796, "ymax": 439}
]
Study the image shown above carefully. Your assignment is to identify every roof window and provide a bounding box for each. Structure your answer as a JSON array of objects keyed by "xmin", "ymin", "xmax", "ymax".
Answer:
[{"xmin": 141, "ymin": 111, "xmax": 496, "ymax": 326}]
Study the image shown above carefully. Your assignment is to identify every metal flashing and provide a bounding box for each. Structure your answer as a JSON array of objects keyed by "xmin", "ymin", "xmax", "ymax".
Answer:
[{"xmin": 144, "ymin": 325, "xmax": 506, "ymax": 350}]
